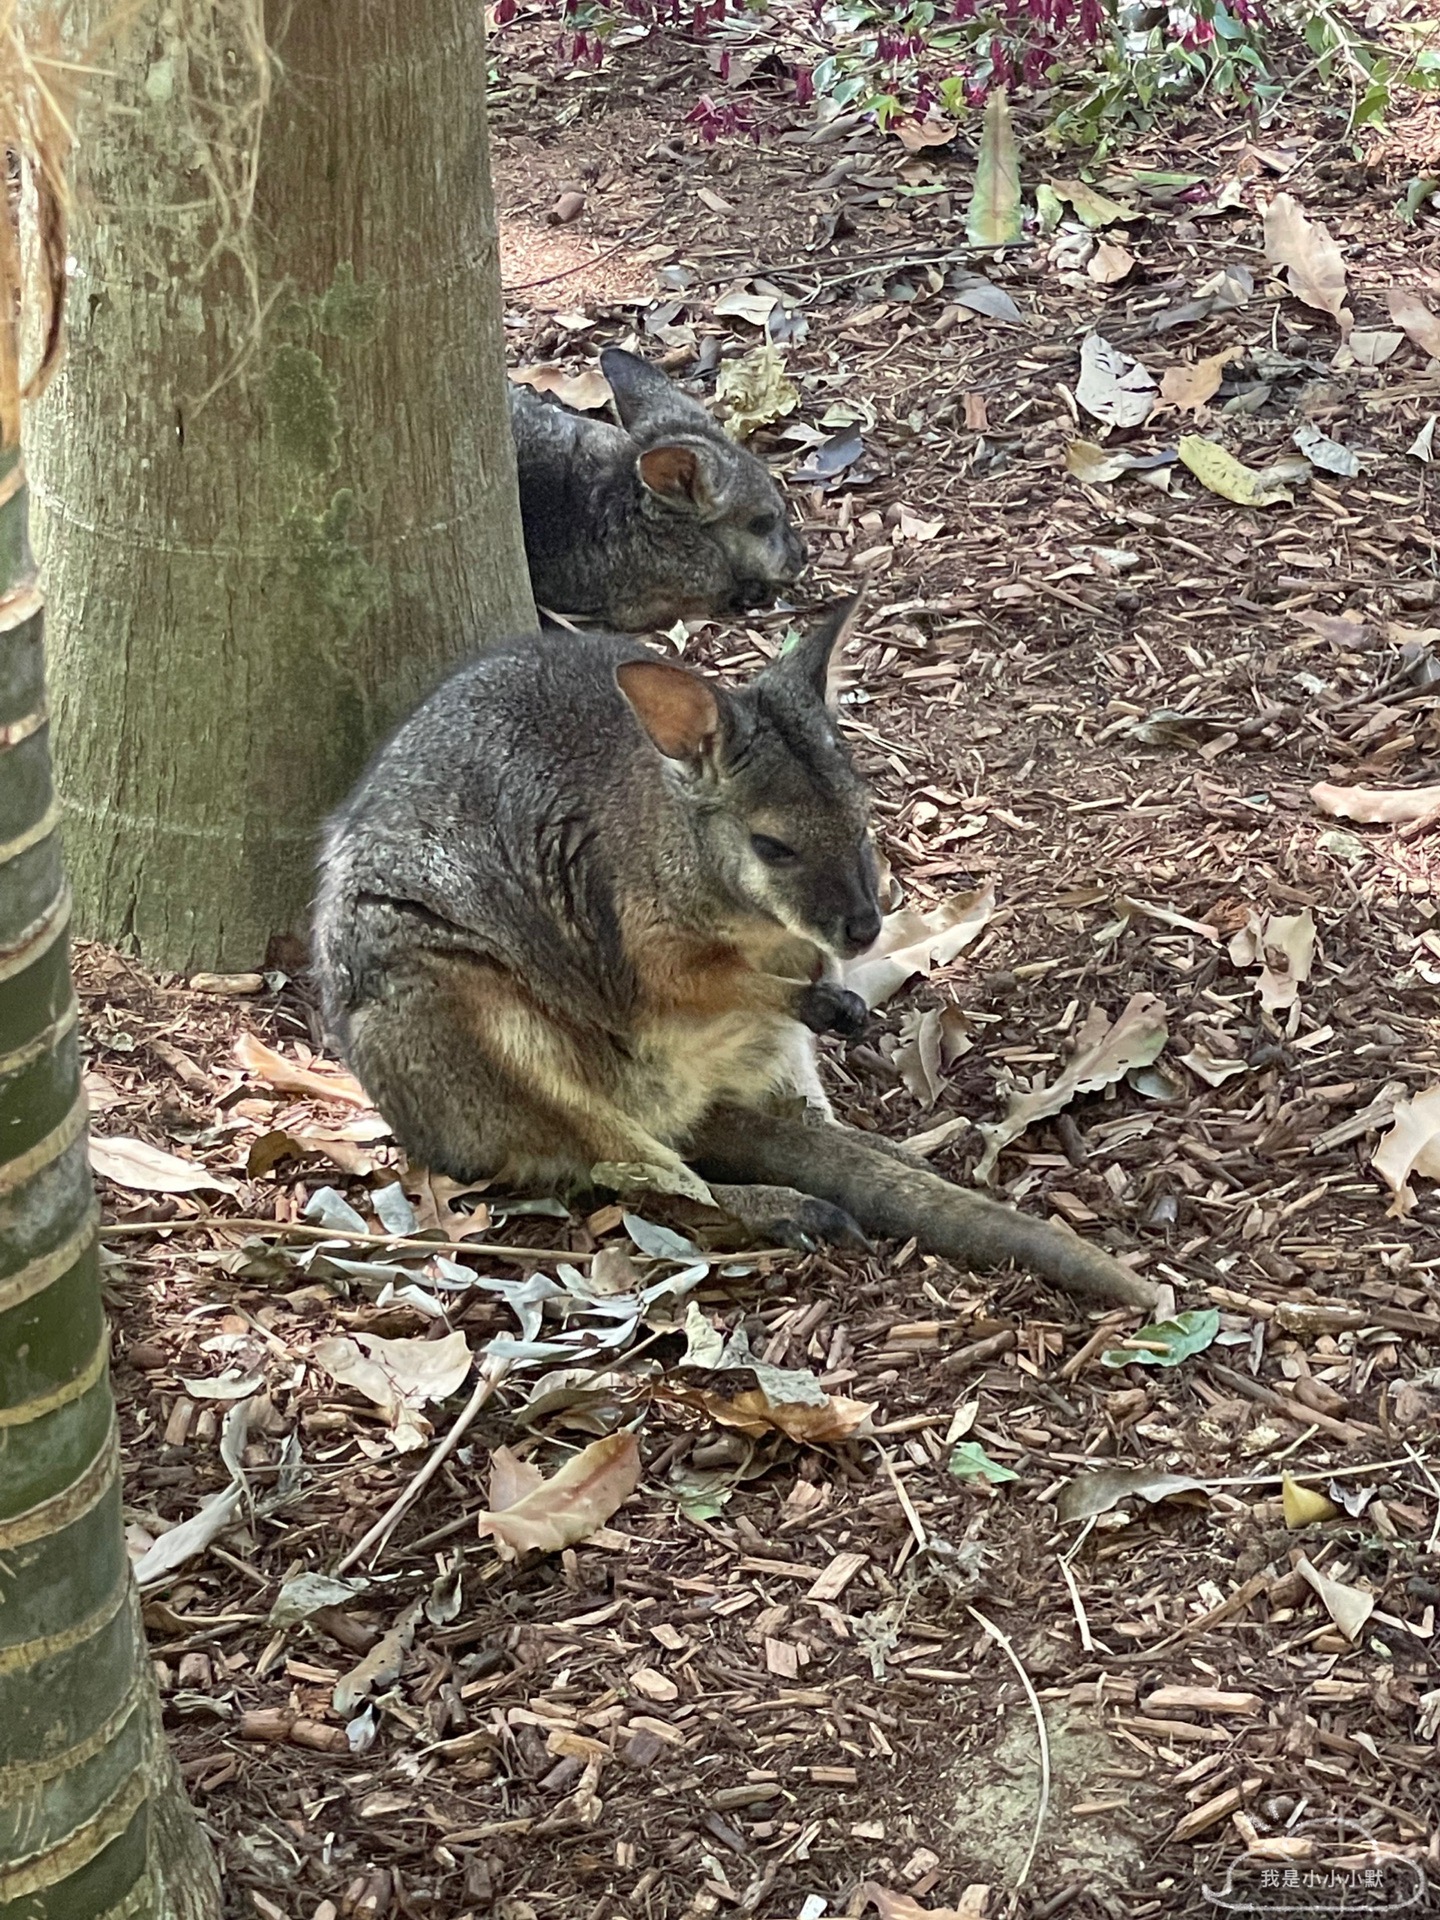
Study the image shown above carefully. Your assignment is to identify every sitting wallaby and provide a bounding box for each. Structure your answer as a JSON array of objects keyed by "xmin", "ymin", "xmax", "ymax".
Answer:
[
  {"xmin": 313, "ymin": 601, "xmax": 1154, "ymax": 1308},
  {"xmin": 509, "ymin": 346, "xmax": 807, "ymax": 632}
]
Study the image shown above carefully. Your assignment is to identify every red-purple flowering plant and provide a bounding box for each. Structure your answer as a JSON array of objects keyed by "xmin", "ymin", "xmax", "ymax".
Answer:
[{"xmin": 494, "ymin": 0, "xmax": 1418, "ymax": 149}]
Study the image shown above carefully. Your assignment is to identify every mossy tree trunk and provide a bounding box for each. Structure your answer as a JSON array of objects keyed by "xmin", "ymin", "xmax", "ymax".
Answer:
[
  {"xmin": 26, "ymin": 0, "xmax": 535, "ymax": 971},
  {"xmin": 0, "ymin": 313, "xmax": 221, "ymax": 1920}
]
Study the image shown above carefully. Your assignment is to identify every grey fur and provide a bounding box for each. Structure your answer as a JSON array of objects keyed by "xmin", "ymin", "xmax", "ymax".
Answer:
[
  {"xmin": 313, "ymin": 602, "xmax": 878, "ymax": 1189},
  {"xmin": 509, "ymin": 347, "xmax": 806, "ymax": 631}
]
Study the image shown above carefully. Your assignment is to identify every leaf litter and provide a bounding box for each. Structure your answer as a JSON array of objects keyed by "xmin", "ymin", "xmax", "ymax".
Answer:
[{"xmin": 84, "ymin": 52, "xmax": 1440, "ymax": 1918}]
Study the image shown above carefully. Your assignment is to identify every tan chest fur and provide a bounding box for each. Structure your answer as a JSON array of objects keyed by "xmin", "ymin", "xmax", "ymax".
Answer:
[{"xmin": 616, "ymin": 910, "xmax": 827, "ymax": 1146}]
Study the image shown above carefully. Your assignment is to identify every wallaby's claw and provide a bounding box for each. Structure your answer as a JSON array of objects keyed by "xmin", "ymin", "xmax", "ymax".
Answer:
[
  {"xmin": 797, "ymin": 981, "xmax": 869, "ymax": 1039},
  {"xmin": 765, "ymin": 1195, "xmax": 871, "ymax": 1254}
]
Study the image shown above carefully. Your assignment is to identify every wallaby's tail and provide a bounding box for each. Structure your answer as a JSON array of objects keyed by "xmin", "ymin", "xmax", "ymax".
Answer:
[{"xmin": 690, "ymin": 1107, "xmax": 1159, "ymax": 1310}]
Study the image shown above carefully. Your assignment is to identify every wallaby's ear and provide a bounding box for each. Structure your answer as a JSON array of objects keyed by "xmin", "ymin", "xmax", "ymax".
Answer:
[
  {"xmin": 616, "ymin": 658, "xmax": 722, "ymax": 762},
  {"xmin": 636, "ymin": 443, "xmax": 716, "ymax": 515},
  {"xmin": 762, "ymin": 593, "xmax": 865, "ymax": 711},
  {"xmin": 602, "ymin": 347, "xmax": 688, "ymax": 429}
]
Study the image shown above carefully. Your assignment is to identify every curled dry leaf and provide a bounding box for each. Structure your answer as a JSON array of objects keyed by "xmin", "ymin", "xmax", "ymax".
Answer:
[
  {"xmin": 1238, "ymin": 909, "xmax": 1315, "ymax": 1022},
  {"xmin": 1282, "ymin": 1474, "xmax": 1339, "ymax": 1529},
  {"xmin": 130, "ymin": 1485, "xmax": 245, "ymax": 1585},
  {"xmin": 1263, "ymin": 193, "xmax": 1350, "ymax": 335},
  {"xmin": 476, "ymin": 1432, "xmax": 641, "ymax": 1560},
  {"xmin": 714, "ymin": 343, "xmax": 799, "ymax": 438},
  {"xmin": 1292, "ymin": 420, "xmax": 1360, "ymax": 478},
  {"xmin": 509, "ymin": 363, "xmax": 613, "ymax": 412},
  {"xmin": 235, "ymin": 1032, "xmax": 370, "ymax": 1108},
  {"xmin": 1346, "ymin": 329, "xmax": 1404, "ymax": 368},
  {"xmin": 1048, "ymin": 177, "xmax": 1134, "ymax": 227},
  {"xmin": 1075, "ymin": 333, "xmax": 1157, "ymax": 431},
  {"xmin": 1088, "ymin": 240, "xmax": 1135, "ymax": 285},
  {"xmin": 844, "ymin": 880, "xmax": 995, "ymax": 1010},
  {"xmin": 1178, "ymin": 435, "xmax": 1297, "ymax": 509},
  {"xmin": 974, "ymin": 992, "xmax": 1168, "ymax": 1182},
  {"xmin": 894, "ymin": 112, "xmax": 958, "ymax": 153},
  {"xmin": 1056, "ymin": 1466, "xmax": 1208, "ymax": 1524},
  {"xmin": 332, "ymin": 1601, "xmax": 423, "ymax": 1716},
  {"xmin": 659, "ymin": 1382, "xmax": 875, "ymax": 1445},
  {"xmin": 88, "ymin": 1134, "xmax": 237, "ymax": 1196},
  {"xmin": 1371, "ymin": 1085, "xmax": 1440, "ymax": 1217},
  {"xmin": 1296, "ymin": 1556, "xmax": 1374, "ymax": 1642},
  {"xmin": 314, "ymin": 1330, "xmax": 473, "ymax": 1453}
]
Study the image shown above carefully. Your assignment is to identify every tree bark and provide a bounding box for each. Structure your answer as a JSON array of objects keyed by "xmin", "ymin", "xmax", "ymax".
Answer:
[
  {"xmin": 0, "ymin": 446, "xmax": 221, "ymax": 1912},
  {"xmin": 26, "ymin": 0, "xmax": 535, "ymax": 971}
]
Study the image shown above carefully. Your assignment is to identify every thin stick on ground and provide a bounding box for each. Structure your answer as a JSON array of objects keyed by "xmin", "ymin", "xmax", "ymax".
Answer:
[
  {"xmin": 99, "ymin": 1213, "xmax": 791, "ymax": 1265},
  {"xmin": 335, "ymin": 1356, "xmax": 511, "ymax": 1574},
  {"xmin": 967, "ymin": 1604, "xmax": 1050, "ymax": 1895}
]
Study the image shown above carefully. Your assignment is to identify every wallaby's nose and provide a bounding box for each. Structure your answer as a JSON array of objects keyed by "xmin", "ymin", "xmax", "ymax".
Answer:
[{"xmin": 844, "ymin": 905, "xmax": 883, "ymax": 954}]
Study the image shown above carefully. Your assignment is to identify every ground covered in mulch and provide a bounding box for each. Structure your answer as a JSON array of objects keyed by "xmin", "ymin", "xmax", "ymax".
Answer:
[{"xmin": 94, "ymin": 21, "xmax": 1440, "ymax": 1920}]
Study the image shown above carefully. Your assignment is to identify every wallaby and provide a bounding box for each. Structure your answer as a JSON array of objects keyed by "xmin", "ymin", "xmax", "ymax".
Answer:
[
  {"xmin": 313, "ymin": 602, "xmax": 1155, "ymax": 1309},
  {"xmin": 509, "ymin": 346, "xmax": 807, "ymax": 632}
]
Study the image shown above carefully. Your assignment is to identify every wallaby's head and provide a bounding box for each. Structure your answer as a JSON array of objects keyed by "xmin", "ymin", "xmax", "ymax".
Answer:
[
  {"xmin": 615, "ymin": 597, "xmax": 882, "ymax": 961},
  {"xmin": 602, "ymin": 346, "xmax": 806, "ymax": 613}
]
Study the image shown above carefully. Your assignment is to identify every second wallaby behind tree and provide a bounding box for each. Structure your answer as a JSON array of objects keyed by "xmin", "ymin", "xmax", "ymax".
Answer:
[
  {"xmin": 509, "ymin": 347, "xmax": 806, "ymax": 631},
  {"xmin": 313, "ymin": 605, "xmax": 1154, "ymax": 1308}
]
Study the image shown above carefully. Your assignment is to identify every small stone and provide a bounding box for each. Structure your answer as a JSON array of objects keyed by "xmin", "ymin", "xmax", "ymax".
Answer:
[{"xmin": 550, "ymin": 190, "xmax": 586, "ymax": 225}]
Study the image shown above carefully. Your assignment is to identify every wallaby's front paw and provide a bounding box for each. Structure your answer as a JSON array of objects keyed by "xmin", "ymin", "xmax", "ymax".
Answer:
[{"xmin": 796, "ymin": 981, "xmax": 868, "ymax": 1039}]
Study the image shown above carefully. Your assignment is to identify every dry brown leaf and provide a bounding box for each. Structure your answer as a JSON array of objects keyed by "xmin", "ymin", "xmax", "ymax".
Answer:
[
  {"xmin": 88, "ymin": 1134, "xmax": 237, "ymax": 1195},
  {"xmin": 1311, "ymin": 780, "xmax": 1440, "ymax": 834},
  {"xmin": 1263, "ymin": 193, "xmax": 1350, "ymax": 334},
  {"xmin": 1087, "ymin": 240, "xmax": 1135, "ymax": 285},
  {"xmin": 661, "ymin": 1384, "xmax": 875, "ymax": 1445},
  {"xmin": 314, "ymin": 1330, "xmax": 472, "ymax": 1453},
  {"xmin": 1158, "ymin": 352, "xmax": 1230, "ymax": 414},
  {"xmin": 476, "ymin": 1432, "xmax": 641, "ymax": 1559},
  {"xmin": 1371, "ymin": 1085, "xmax": 1440, "ymax": 1218},
  {"xmin": 845, "ymin": 881, "xmax": 995, "ymax": 1009},
  {"xmin": 235, "ymin": 1032, "xmax": 370, "ymax": 1108},
  {"xmin": 332, "ymin": 1601, "xmax": 423, "ymax": 1716},
  {"xmin": 509, "ymin": 363, "xmax": 613, "ymax": 411},
  {"xmin": 894, "ymin": 113, "xmax": 958, "ymax": 153},
  {"xmin": 1389, "ymin": 288, "xmax": 1440, "ymax": 359},
  {"xmin": 974, "ymin": 993, "xmax": 1168, "ymax": 1182},
  {"xmin": 1296, "ymin": 1556, "xmax": 1374, "ymax": 1642}
]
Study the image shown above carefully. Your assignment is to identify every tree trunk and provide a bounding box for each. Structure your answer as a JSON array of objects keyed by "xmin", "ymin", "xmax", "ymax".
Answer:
[
  {"xmin": 0, "ymin": 423, "xmax": 221, "ymax": 1912},
  {"xmin": 26, "ymin": 0, "xmax": 535, "ymax": 971}
]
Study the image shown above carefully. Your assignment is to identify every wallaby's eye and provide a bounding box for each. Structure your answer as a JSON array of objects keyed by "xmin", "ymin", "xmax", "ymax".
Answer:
[
  {"xmin": 751, "ymin": 833, "xmax": 798, "ymax": 866},
  {"xmin": 748, "ymin": 511, "xmax": 780, "ymax": 537}
]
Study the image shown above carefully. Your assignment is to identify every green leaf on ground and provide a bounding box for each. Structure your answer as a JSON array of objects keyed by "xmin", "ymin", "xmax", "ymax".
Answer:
[
  {"xmin": 1101, "ymin": 1308, "xmax": 1221, "ymax": 1369},
  {"xmin": 948, "ymin": 1441, "xmax": 1020, "ymax": 1484}
]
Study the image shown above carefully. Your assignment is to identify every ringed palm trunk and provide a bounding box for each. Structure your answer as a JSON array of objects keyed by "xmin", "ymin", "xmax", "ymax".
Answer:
[
  {"xmin": 26, "ymin": 0, "xmax": 535, "ymax": 971},
  {"xmin": 0, "ymin": 287, "xmax": 220, "ymax": 1916}
]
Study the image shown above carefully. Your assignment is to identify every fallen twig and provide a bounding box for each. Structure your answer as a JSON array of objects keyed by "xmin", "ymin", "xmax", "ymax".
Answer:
[
  {"xmin": 336, "ymin": 1356, "xmax": 512, "ymax": 1574},
  {"xmin": 967, "ymin": 1603, "xmax": 1050, "ymax": 1891}
]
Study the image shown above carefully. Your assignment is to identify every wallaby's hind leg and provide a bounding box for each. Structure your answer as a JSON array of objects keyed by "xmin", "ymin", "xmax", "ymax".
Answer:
[
  {"xmin": 690, "ymin": 1106, "xmax": 1158, "ymax": 1309},
  {"xmin": 346, "ymin": 956, "xmax": 702, "ymax": 1197}
]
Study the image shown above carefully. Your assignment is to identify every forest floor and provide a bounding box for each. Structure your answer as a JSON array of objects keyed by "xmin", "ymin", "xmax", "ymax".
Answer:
[{"xmin": 95, "ymin": 21, "xmax": 1440, "ymax": 1920}]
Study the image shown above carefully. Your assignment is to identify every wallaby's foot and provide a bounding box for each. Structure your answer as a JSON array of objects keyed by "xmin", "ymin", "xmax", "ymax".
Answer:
[
  {"xmin": 796, "ymin": 981, "xmax": 869, "ymax": 1039},
  {"xmin": 692, "ymin": 1107, "xmax": 1158, "ymax": 1309},
  {"xmin": 707, "ymin": 1181, "xmax": 870, "ymax": 1253}
]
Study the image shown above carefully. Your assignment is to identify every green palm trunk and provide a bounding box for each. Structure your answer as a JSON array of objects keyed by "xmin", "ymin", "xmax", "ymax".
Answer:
[{"xmin": 0, "ymin": 441, "xmax": 219, "ymax": 1912}]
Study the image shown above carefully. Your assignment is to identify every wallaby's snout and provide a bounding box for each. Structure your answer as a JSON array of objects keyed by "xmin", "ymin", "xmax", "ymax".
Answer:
[{"xmin": 799, "ymin": 841, "xmax": 882, "ymax": 960}]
